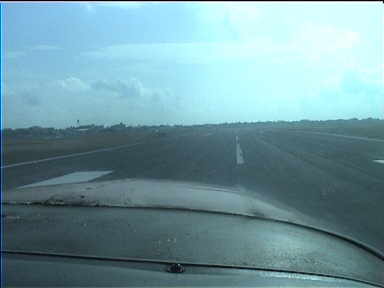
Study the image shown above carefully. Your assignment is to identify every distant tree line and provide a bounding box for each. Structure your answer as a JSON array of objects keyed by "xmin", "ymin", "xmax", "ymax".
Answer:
[{"xmin": 2, "ymin": 118, "xmax": 383, "ymax": 138}]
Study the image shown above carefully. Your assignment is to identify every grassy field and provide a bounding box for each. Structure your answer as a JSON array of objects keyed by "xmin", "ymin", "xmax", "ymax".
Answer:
[
  {"xmin": 3, "ymin": 130, "xmax": 153, "ymax": 165},
  {"xmin": 287, "ymin": 119, "xmax": 384, "ymax": 140},
  {"xmin": 243, "ymin": 119, "xmax": 384, "ymax": 140}
]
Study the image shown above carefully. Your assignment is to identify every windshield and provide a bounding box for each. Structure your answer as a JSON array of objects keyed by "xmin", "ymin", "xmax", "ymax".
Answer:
[{"xmin": 2, "ymin": 1, "xmax": 384, "ymax": 263}]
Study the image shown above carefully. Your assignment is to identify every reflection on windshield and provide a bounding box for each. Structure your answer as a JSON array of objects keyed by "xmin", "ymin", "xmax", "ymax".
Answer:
[{"xmin": 2, "ymin": 0, "xmax": 384, "ymax": 272}]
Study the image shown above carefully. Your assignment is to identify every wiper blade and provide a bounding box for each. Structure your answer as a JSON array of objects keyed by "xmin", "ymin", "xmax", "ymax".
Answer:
[{"xmin": 3, "ymin": 249, "xmax": 383, "ymax": 288}]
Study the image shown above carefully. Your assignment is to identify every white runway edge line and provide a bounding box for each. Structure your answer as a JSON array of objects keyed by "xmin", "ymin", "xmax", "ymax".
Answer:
[
  {"xmin": 301, "ymin": 131, "xmax": 384, "ymax": 143},
  {"xmin": 19, "ymin": 171, "xmax": 113, "ymax": 189},
  {"xmin": 1, "ymin": 142, "xmax": 142, "ymax": 169},
  {"xmin": 236, "ymin": 136, "xmax": 245, "ymax": 165}
]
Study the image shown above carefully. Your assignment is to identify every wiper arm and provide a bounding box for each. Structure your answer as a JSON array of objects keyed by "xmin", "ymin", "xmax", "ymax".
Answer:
[{"xmin": 3, "ymin": 249, "xmax": 383, "ymax": 288}]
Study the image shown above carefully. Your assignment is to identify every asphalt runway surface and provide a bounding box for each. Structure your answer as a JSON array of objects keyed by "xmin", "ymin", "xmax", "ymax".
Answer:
[{"xmin": 3, "ymin": 127, "xmax": 384, "ymax": 255}]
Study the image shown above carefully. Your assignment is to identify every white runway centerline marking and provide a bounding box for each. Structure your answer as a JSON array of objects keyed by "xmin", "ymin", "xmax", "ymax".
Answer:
[
  {"xmin": 236, "ymin": 136, "xmax": 245, "ymax": 165},
  {"xmin": 373, "ymin": 160, "xmax": 384, "ymax": 164},
  {"xmin": 19, "ymin": 171, "xmax": 113, "ymax": 189}
]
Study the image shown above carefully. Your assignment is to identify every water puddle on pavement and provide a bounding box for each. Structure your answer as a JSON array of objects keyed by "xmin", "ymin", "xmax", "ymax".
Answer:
[{"xmin": 19, "ymin": 171, "xmax": 113, "ymax": 189}]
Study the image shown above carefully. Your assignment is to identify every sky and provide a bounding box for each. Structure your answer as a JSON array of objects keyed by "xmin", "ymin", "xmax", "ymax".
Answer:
[{"xmin": 2, "ymin": 1, "xmax": 383, "ymax": 128}]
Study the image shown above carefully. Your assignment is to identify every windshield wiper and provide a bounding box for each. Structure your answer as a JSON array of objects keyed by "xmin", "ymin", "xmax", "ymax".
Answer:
[{"xmin": 3, "ymin": 249, "xmax": 383, "ymax": 288}]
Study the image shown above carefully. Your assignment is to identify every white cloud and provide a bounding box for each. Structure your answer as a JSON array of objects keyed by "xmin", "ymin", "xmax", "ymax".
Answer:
[
  {"xmin": 83, "ymin": 40, "xmax": 287, "ymax": 65},
  {"xmin": 310, "ymin": 70, "xmax": 384, "ymax": 119},
  {"xmin": 289, "ymin": 24, "xmax": 360, "ymax": 63},
  {"xmin": 82, "ymin": 21, "xmax": 361, "ymax": 69},
  {"xmin": 56, "ymin": 77, "xmax": 90, "ymax": 92},
  {"xmin": 4, "ymin": 75, "xmax": 179, "ymax": 128},
  {"xmin": 91, "ymin": 78, "xmax": 145, "ymax": 98}
]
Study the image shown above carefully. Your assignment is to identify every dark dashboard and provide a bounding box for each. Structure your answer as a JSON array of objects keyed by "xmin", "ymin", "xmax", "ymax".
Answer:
[{"xmin": 3, "ymin": 204, "xmax": 384, "ymax": 287}]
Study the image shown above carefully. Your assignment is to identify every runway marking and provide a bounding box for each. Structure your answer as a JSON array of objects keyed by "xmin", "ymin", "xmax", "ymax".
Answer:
[
  {"xmin": 19, "ymin": 171, "xmax": 113, "ymax": 189},
  {"xmin": 236, "ymin": 136, "xmax": 245, "ymax": 165},
  {"xmin": 373, "ymin": 160, "xmax": 384, "ymax": 164},
  {"xmin": 1, "ymin": 142, "xmax": 142, "ymax": 169},
  {"xmin": 300, "ymin": 131, "xmax": 384, "ymax": 143}
]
